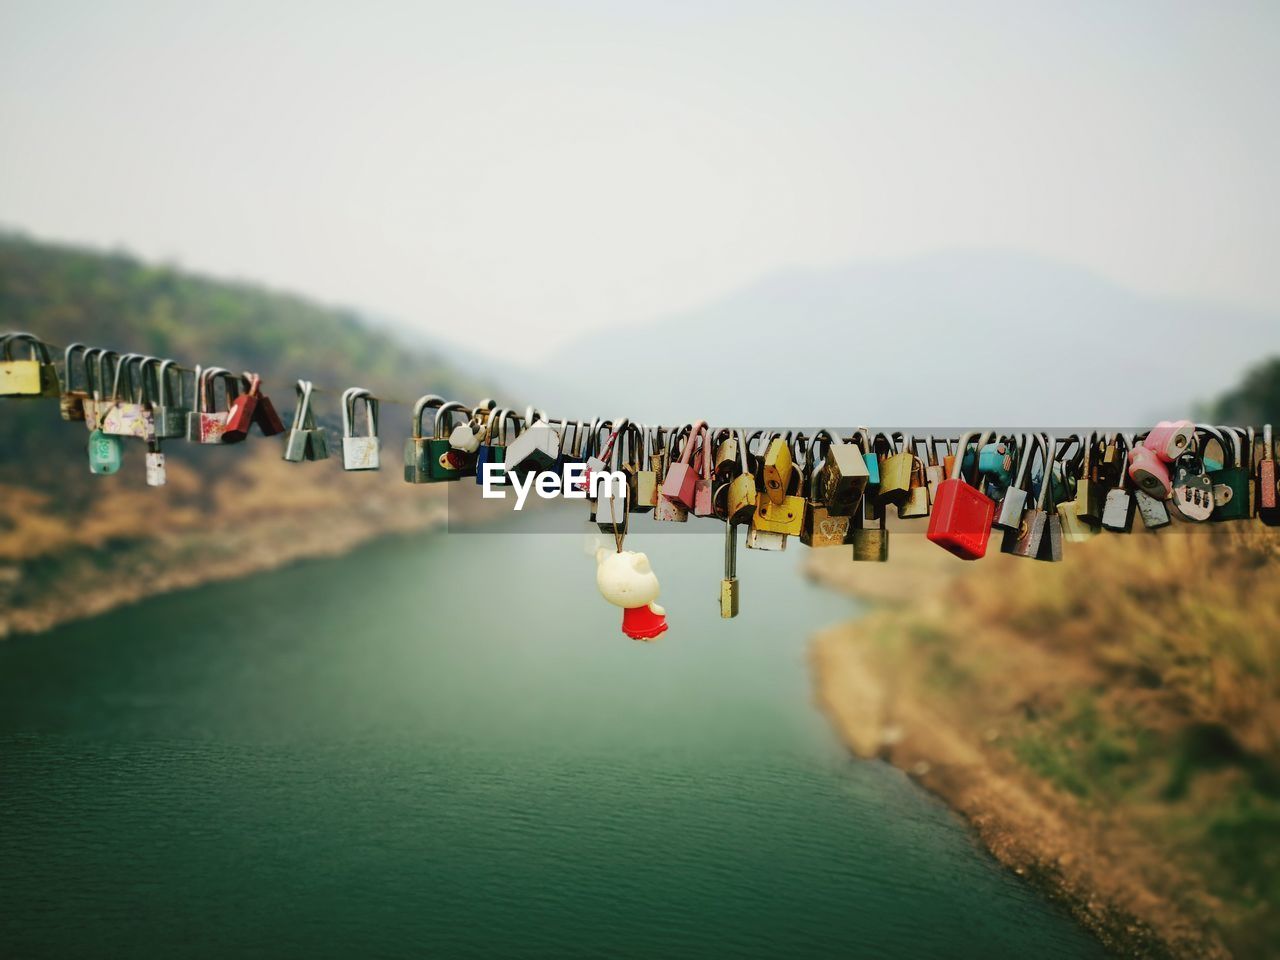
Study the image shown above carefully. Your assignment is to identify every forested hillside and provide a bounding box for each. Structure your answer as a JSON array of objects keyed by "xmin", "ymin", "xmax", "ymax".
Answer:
[{"xmin": 0, "ymin": 233, "xmax": 496, "ymax": 634}]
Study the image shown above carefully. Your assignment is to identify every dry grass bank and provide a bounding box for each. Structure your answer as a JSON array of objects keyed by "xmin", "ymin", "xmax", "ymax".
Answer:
[{"xmin": 808, "ymin": 527, "xmax": 1280, "ymax": 959}]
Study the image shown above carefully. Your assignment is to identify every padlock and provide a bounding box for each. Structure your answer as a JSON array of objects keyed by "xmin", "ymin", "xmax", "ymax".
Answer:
[
  {"xmin": 727, "ymin": 429, "xmax": 759, "ymax": 524},
  {"xmin": 1208, "ymin": 425, "xmax": 1252, "ymax": 521},
  {"xmin": 854, "ymin": 428, "xmax": 881, "ymax": 486},
  {"xmin": 964, "ymin": 437, "xmax": 1015, "ymax": 487},
  {"xmin": 1051, "ymin": 435, "xmax": 1096, "ymax": 543},
  {"xmin": 283, "ymin": 379, "xmax": 328, "ymax": 462},
  {"xmin": 745, "ymin": 526, "xmax": 787, "ymax": 551},
  {"xmin": 995, "ymin": 434, "xmax": 1035, "ymax": 530},
  {"xmin": 720, "ymin": 520, "xmax": 740, "ymax": 618},
  {"xmin": 1035, "ymin": 438, "xmax": 1064, "ymax": 562},
  {"xmin": 1100, "ymin": 435, "xmax": 1137, "ymax": 533},
  {"xmin": 926, "ymin": 431, "xmax": 996, "ymax": 560},
  {"xmin": 713, "ymin": 429, "xmax": 740, "ymax": 487},
  {"xmin": 822, "ymin": 435, "xmax": 870, "ymax": 515},
  {"xmin": 187, "ymin": 366, "xmax": 238, "ymax": 444},
  {"xmin": 148, "ymin": 359, "xmax": 190, "ymax": 439},
  {"xmin": 404, "ymin": 394, "xmax": 443, "ymax": 482},
  {"xmin": 1002, "ymin": 434, "xmax": 1047, "ymax": 557},
  {"xmin": 693, "ymin": 424, "xmax": 716, "ymax": 518},
  {"xmin": 1074, "ymin": 433, "xmax": 1106, "ymax": 527},
  {"xmin": 923, "ymin": 436, "xmax": 946, "ymax": 505},
  {"xmin": 649, "ymin": 425, "xmax": 669, "ymax": 494},
  {"xmin": 660, "ymin": 421, "xmax": 707, "ymax": 511},
  {"xmin": 222, "ymin": 372, "xmax": 264, "ymax": 443},
  {"xmin": 1095, "ymin": 436, "xmax": 1124, "ymax": 489},
  {"xmin": 801, "ymin": 431, "xmax": 852, "ymax": 547},
  {"xmin": 84, "ymin": 349, "xmax": 117, "ymax": 430},
  {"xmin": 88, "ymin": 428, "xmax": 123, "ymax": 475},
  {"xmin": 897, "ymin": 437, "xmax": 931, "ymax": 519},
  {"xmin": 761, "ymin": 434, "xmax": 794, "ymax": 506},
  {"xmin": 1142, "ymin": 420, "xmax": 1194, "ymax": 462},
  {"xmin": 1134, "ymin": 489, "xmax": 1172, "ymax": 530},
  {"xmin": 100, "ymin": 353, "xmax": 157, "ymax": 441},
  {"xmin": 0, "ymin": 332, "xmax": 60, "ymax": 397},
  {"xmin": 595, "ymin": 420, "xmax": 630, "ymax": 534},
  {"xmin": 1127, "ymin": 445, "xmax": 1171, "ymax": 500},
  {"xmin": 145, "ymin": 441, "xmax": 166, "ymax": 487},
  {"xmin": 1259, "ymin": 424, "xmax": 1280, "ymax": 527},
  {"xmin": 1168, "ymin": 449, "xmax": 1215, "ymax": 522},
  {"xmin": 425, "ymin": 401, "xmax": 468, "ymax": 480},
  {"xmin": 628, "ymin": 424, "xmax": 657, "ymax": 512},
  {"xmin": 852, "ymin": 502, "xmax": 889, "ymax": 562},
  {"xmin": 340, "ymin": 387, "xmax": 380, "ymax": 470},
  {"xmin": 503, "ymin": 410, "xmax": 562, "ymax": 483},
  {"xmin": 60, "ymin": 343, "xmax": 91, "ymax": 420},
  {"xmin": 654, "ymin": 425, "xmax": 692, "ymax": 522},
  {"xmin": 222, "ymin": 370, "xmax": 284, "ymax": 441},
  {"xmin": 475, "ymin": 407, "xmax": 515, "ymax": 485},
  {"xmin": 878, "ymin": 432, "xmax": 915, "ymax": 507},
  {"xmin": 585, "ymin": 419, "xmax": 621, "ymax": 521},
  {"xmin": 754, "ymin": 440, "xmax": 805, "ymax": 536}
]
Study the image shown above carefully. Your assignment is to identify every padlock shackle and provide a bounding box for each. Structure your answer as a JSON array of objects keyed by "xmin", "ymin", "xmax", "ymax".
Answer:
[
  {"xmin": 408, "ymin": 394, "xmax": 444, "ymax": 440},
  {"xmin": 1034, "ymin": 434, "xmax": 1054, "ymax": 509},
  {"xmin": 1214, "ymin": 424, "xmax": 1243, "ymax": 469},
  {"xmin": 110, "ymin": 352, "xmax": 142, "ymax": 402},
  {"xmin": 673, "ymin": 420, "xmax": 709, "ymax": 469},
  {"xmin": 432, "ymin": 400, "xmax": 468, "ymax": 439},
  {"xmin": 62, "ymin": 343, "xmax": 89, "ymax": 392},
  {"xmin": 291, "ymin": 379, "xmax": 319, "ymax": 431},
  {"xmin": 342, "ymin": 387, "xmax": 378, "ymax": 439},
  {"xmin": 1194, "ymin": 423, "xmax": 1229, "ymax": 467},
  {"xmin": 1, "ymin": 332, "xmax": 53, "ymax": 363}
]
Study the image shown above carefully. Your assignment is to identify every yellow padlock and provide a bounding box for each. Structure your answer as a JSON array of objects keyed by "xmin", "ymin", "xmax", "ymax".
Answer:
[
  {"xmin": 762, "ymin": 435, "xmax": 793, "ymax": 506},
  {"xmin": 0, "ymin": 332, "xmax": 60, "ymax": 397},
  {"xmin": 878, "ymin": 432, "xmax": 915, "ymax": 506}
]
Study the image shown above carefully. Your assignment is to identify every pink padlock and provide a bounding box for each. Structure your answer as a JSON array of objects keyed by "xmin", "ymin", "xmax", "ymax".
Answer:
[
  {"xmin": 1128, "ymin": 446, "xmax": 1172, "ymax": 499},
  {"xmin": 1142, "ymin": 420, "xmax": 1194, "ymax": 462},
  {"xmin": 660, "ymin": 420, "xmax": 708, "ymax": 510}
]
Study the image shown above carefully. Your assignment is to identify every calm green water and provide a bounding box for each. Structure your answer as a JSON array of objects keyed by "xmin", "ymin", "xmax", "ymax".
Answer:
[{"xmin": 0, "ymin": 522, "xmax": 1105, "ymax": 959}]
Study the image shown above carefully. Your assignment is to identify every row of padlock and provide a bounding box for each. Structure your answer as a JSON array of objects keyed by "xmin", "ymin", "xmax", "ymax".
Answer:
[
  {"xmin": 6, "ymin": 334, "xmax": 1280, "ymax": 624},
  {"xmin": 0, "ymin": 336, "xmax": 386, "ymax": 484}
]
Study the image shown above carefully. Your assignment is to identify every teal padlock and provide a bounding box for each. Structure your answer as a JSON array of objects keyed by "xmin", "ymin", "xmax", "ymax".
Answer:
[
  {"xmin": 426, "ymin": 401, "xmax": 468, "ymax": 482},
  {"xmin": 88, "ymin": 429, "xmax": 122, "ymax": 475},
  {"xmin": 1207, "ymin": 425, "xmax": 1252, "ymax": 521}
]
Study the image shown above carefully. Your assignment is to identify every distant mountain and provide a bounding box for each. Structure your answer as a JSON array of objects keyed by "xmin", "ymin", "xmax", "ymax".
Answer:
[{"xmin": 514, "ymin": 251, "xmax": 1279, "ymax": 428}]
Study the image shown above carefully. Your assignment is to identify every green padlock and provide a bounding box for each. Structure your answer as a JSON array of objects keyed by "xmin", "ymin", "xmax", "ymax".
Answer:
[
  {"xmin": 404, "ymin": 394, "xmax": 444, "ymax": 483},
  {"xmin": 1207, "ymin": 424, "xmax": 1252, "ymax": 521},
  {"xmin": 426, "ymin": 400, "xmax": 468, "ymax": 482},
  {"xmin": 88, "ymin": 429, "xmax": 122, "ymax": 475}
]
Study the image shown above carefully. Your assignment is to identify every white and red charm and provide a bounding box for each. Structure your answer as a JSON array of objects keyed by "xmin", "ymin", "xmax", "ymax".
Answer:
[{"xmin": 594, "ymin": 547, "xmax": 668, "ymax": 641}]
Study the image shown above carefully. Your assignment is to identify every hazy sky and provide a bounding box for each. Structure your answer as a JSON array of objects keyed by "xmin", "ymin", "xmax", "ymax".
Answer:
[{"xmin": 2, "ymin": 1, "xmax": 1278, "ymax": 363}]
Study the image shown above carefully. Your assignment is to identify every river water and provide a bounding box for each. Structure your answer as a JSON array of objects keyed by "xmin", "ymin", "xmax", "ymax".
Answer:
[{"xmin": 0, "ymin": 522, "xmax": 1105, "ymax": 958}]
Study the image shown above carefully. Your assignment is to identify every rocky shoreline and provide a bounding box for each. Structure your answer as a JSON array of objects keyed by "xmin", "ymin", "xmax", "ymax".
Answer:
[{"xmin": 805, "ymin": 538, "xmax": 1235, "ymax": 960}]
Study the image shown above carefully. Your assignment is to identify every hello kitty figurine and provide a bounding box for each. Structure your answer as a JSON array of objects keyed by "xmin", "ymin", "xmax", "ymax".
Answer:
[{"xmin": 595, "ymin": 548, "xmax": 668, "ymax": 641}]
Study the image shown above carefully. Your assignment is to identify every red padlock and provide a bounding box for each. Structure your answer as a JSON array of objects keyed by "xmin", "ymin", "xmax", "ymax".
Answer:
[
  {"xmin": 927, "ymin": 430, "xmax": 996, "ymax": 560},
  {"xmin": 222, "ymin": 373, "xmax": 261, "ymax": 443},
  {"xmin": 660, "ymin": 420, "xmax": 708, "ymax": 510},
  {"xmin": 253, "ymin": 388, "xmax": 287, "ymax": 436}
]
